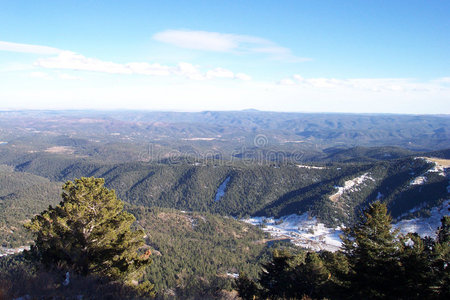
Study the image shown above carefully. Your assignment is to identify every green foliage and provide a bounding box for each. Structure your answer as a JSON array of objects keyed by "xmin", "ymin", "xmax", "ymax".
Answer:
[
  {"xmin": 0, "ymin": 165, "xmax": 61, "ymax": 247},
  {"xmin": 341, "ymin": 202, "xmax": 449, "ymax": 299},
  {"xmin": 437, "ymin": 215, "xmax": 450, "ymax": 244},
  {"xmin": 294, "ymin": 252, "xmax": 332, "ymax": 298},
  {"xmin": 24, "ymin": 177, "xmax": 151, "ymax": 282},
  {"xmin": 130, "ymin": 206, "xmax": 270, "ymax": 295},
  {"xmin": 1, "ymin": 140, "xmax": 447, "ymax": 229},
  {"xmin": 341, "ymin": 202, "xmax": 404, "ymax": 299},
  {"xmin": 237, "ymin": 249, "xmax": 342, "ymax": 300},
  {"xmin": 433, "ymin": 216, "xmax": 450, "ymax": 298},
  {"xmin": 399, "ymin": 233, "xmax": 436, "ymax": 298},
  {"xmin": 238, "ymin": 202, "xmax": 450, "ymax": 300},
  {"xmin": 135, "ymin": 280, "xmax": 156, "ymax": 298},
  {"xmin": 258, "ymin": 249, "xmax": 298, "ymax": 299},
  {"xmin": 236, "ymin": 272, "xmax": 260, "ymax": 300}
]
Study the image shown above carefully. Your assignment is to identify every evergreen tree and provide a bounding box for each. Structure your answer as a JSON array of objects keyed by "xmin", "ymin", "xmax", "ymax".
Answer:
[
  {"xmin": 25, "ymin": 177, "xmax": 151, "ymax": 282},
  {"xmin": 432, "ymin": 216, "xmax": 450, "ymax": 298},
  {"xmin": 258, "ymin": 249, "xmax": 298, "ymax": 299},
  {"xmin": 319, "ymin": 251, "xmax": 349, "ymax": 298},
  {"xmin": 292, "ymin": 252, "xmax": 331, "ymax": 299},
  {"xmin": 437, "ymin": 215, "xmax": 450, "ymax": 244},
  {"xmin": 399, "ymin": 233, "xmax": 435, "ymax": 299},
  {"xmin": 236, "ymin": 272, "xmax": 260, "ymax": 300},
  {"xmin": 341, "ymin": 201, "xmax": 402, "ymax": 299}
]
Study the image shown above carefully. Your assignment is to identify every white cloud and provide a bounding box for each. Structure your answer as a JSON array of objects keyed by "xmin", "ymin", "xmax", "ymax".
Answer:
[
  {"xmin": 278, "ymin": 78, "xmax": 296, "ymax": 85},
  {"xmin": 126, "ymin": 62, "xmax": 172, "ymax": 76},
  {"xmin": 206, "ymin": 67, "xmax": 235, "ymax": 79},
  {"xmin": 1, "ymin": 39, "xmax": 252, "ymax": 82},
  {"xmin": 153, "ymin": 30, "xmax": 309, "ymax": 62},
  {"xmin": 35, "ymin": 51, "xmax": 250, "ymax": 81},
  {"xmin": 0, "ymin": 41, "xmax": 62, "ymax": 55},
  {"xmin": 278, "ymin": 75, "xmax": 443, "ymax": 93},
  {"xmin": 154, "ymin": 30, "xmax": 237, "ymax": 52},
  {"xmin": 35, "ymin": 51, "xmax": 132, "ymax": 74},
  {"xmin": 175, "ymin": 62, "xmax": 204, "ymax": 80},
  {"xmin": 235, "ymin": 73, "xmax": 252, "ymax": 81},
  {"xmin": 293, "ymin": 74, "xmax": 304, "ymax": 82}
]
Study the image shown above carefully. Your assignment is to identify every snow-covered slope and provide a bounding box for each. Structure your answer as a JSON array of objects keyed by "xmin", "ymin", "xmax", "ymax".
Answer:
[
  {"xmin": 243, "ymin": 199, "xmax": 449, "ymax": 252},
  {"xmin": 329, "ymin": 173, "xmax": 374, "ymax": 202},
  {"xmin": 243, "ymin": 214, "xmax": 343, "ymax": 252},
  {"xmin": 394, "ymin": 200, "xmax": 449, "ymax": 238},
  {"xmin": 214, "ymin": 176, "xmax": 230, "ymax": 202}
]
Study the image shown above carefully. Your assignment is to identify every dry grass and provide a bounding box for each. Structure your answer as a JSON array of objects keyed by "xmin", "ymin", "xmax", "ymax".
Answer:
[
  {"xmin": 44, "ymin": 146, "xmax": 75, "ymax": 154},
  {"xmin": 424, "ymin": 157, "xmax": 450, "ymax": 168}
]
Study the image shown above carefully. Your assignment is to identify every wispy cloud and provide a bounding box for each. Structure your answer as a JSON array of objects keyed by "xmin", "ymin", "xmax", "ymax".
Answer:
[
  {"xmin": 277, "ymin": 75, "xmax": 446, "ymax": 93},
  {"xmin": 0, "ymin": 40, "xmax": 251, "ymax": 81},
  {"xmin": 154, "ymin": 30, "xmax": 238, "ymax": 52},
  {"xmin": 153, "ymin": 30, "xmax": 310, "ymax": 62},
  {"xmin": 34, "ymin": 50, "xmax": 251, "ymax": 81},
  {"xmin": 0, "ymin": 41, "xmax": 62, "ymax": 55},
  {"xmin": 36, "ymin": 51, "xmax": 133, "ymax": 74}
]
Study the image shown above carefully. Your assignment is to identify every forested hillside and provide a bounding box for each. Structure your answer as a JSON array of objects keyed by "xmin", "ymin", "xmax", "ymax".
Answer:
[
  {"xmin": 0, "ymin": 165, "xmax": 61, "ymax": 247},
  {"xmin": 0, "ymin": 151, "xmax": 448, "ymax": 249},
  {"xmin": 130, "ymin": 206, "xmax": 276, "ymax": 296}
]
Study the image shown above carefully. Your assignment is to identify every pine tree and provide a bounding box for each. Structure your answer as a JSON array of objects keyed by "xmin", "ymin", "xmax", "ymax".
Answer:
[
  {"xmin": 341, "ymin": 201, "xmax": 402, "ymax": 299},
  {"xmin": 437, "ymin": 215, "xmax": 450, "ymax": 244},
  {"xmin": 319, "ymin": 251, "xmax": 349, "ymax": 298},
  {"xmin": 25, "ymin": 177, "xmax": 151, "ymax": 281},
  {"xmin": 292, "ymin": 252, "xmax": 331, "ymax": 299},
  {"xmin": 399, "ymin": 233, "xmax": 435, "ymax": 299},
  {"xmin": 432, "ymin": 216, "xmax": 450, "ymax": 298},
  {"xmin": 258, "ymin": 249, "xmax": 297, "ymax": 299},
  {"xmin": 236, "ymin": 272, "xmax": 260, "ymax": 300}
]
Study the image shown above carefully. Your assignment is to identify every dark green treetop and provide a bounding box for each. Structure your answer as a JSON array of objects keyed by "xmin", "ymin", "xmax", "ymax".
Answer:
[
  {"xmin": 341, "ymin": 201, "xmax": 403, "ymax": 299},
  {"xmin": 25, "ymin": 177, "xmax": 151, "ymax": 281}
]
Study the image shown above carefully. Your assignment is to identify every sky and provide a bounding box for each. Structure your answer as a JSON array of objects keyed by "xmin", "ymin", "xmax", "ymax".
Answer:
[{"xmin": 0, "ymin": 0, "xmax": 449, "ymax": 114}]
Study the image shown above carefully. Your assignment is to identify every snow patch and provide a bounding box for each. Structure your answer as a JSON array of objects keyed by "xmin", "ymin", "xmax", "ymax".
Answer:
[
  {"xmin": 330, "ymin": 173, "xmax": 374, "ymax": 202},
  {"xmin": 243, "ymin": 200, "xmax": 449, "ymax": 253},
  {"xmin": 410, "ymin": 176, "xmax": 427, "ymax": 186},
  {"xmin": 226, "ymin": 272, "xmax": 239, "ymax": 278},
  {"xmin": 297, "ymin": 165, "xmax": 327, "ymax": 170},
  {"xmin": 396, "ymin": 202, "xmax": 429, "ymax": 220},
  {"xmin": 427, "ymin": 165, "xmax": 447, "ymax": 176},
  {"xmin": 394, "ymin": 200, "xmax": 450, "ymax": 238},
  {"xmin": 214, "ymin": 176, "xmax": 230, "ymax": 202},
  {"xmin": 0, "ymin": 245, "xmax": 30, "ymax": 257},
  {"xmin": 243, "ymin": 213, "xmax": 343, "ymax": 252},
  {"xmin": 182, "ymin": 137, "xmax": 217, "ymax": 141},
  {"xmin": 63, "ymin": 272, "xmax": 70, "ymax": 286}
]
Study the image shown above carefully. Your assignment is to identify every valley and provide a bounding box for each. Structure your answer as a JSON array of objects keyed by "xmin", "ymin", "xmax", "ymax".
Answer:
[{"xmin": 0, "ymin": 110, "xmax": 449, "ymax": 297}]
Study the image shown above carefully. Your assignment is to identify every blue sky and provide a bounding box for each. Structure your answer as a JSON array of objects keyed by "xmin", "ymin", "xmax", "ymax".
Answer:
[{"xmin": 0, "ymin": 0, "xmax": 449, "ymax": 113}]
